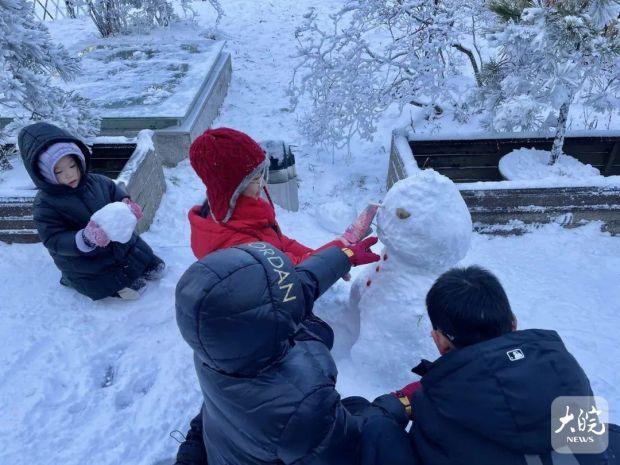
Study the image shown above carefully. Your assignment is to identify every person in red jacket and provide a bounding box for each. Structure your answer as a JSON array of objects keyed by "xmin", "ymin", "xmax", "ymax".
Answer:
[{"xmin": 188, "ymin": 127, "xmax": 375, "ymax": 264}]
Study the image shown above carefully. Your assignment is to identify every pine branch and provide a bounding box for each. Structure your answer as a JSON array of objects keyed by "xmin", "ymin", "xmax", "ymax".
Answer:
[{"xmin": 488, "ymin": 0, "xmax": 531, "ymax": 22}]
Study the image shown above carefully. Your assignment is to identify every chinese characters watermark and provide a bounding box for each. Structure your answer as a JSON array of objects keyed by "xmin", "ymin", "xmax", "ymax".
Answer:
[{"xmin": 551, "ymin": 396, "xmax": 609, "ymax": 454}]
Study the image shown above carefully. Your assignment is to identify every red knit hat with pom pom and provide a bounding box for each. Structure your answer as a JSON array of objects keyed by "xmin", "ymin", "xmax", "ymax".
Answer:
[{"xmin": 189, "ymin": 127, "xmax": 268, "ymax": 223}]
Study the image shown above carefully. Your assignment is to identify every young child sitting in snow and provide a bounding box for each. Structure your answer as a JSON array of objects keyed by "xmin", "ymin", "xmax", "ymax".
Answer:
[
  {"xmin": 361, "ymin": 266, "xmax": 619, "ymax": 465},
  {"xmin": 19, "ymin": 122, "xmax": 165, "ymax": 301}
]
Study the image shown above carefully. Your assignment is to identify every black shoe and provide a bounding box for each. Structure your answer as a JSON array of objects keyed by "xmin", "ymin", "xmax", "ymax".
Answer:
[
  {"xmin": 60, "ymin": 276, "xmax": 72, "ymax": 288},
  {"xmin": 144, "ymin": 258, "xmax": 166, "ymax": 281}
]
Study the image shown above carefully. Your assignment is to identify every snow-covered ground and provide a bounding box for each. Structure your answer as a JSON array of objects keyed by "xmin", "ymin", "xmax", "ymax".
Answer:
[{"xmin": 1, "ymin": 1, "xmax": 619, "ymax": 464}]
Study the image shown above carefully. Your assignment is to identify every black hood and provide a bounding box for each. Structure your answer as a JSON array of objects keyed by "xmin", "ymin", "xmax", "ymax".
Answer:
[
  {"xmin": 18, "ymin": 122, "xmax": 91, "ymax": 194},
  {"xmin": 176, "ymin": 242, "xmax": 308, "ymax": 377},
  {"xmin": 418, "ymin": 329, "xmax": 593, "ymax": 455}
]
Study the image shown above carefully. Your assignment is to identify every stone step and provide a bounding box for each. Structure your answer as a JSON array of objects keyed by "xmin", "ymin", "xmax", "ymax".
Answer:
[
  {"xmin": 0, "ymin": 228, "xmax": 39, "ymax": 244},
  {"xmin": 0, "ymin": 200, "xmax": 34, "ymax": 217},
  {"xmin": 0, "ymin": 215, "xmax": 35, "ymax": 230}
]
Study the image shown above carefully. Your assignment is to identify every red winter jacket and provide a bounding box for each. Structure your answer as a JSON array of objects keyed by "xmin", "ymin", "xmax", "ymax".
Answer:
[{"xmin": 189, "ymin": 195, "xmax": 314, "ymax": 264}]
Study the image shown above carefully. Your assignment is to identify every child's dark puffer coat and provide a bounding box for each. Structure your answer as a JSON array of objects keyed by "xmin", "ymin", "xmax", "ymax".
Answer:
[
  {"xmin": 19, "ymin": 122, "xmax": 157, "ymax": 300},
  {"xmin": 176, "ymin": 243, "xmax": 376, "ymax": 465}
]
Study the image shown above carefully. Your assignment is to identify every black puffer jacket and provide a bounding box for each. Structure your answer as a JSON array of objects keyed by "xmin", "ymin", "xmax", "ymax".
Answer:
[
  {"xmin": 176, "ymin": 243, "xmax": 401, "ymax": 465},
  {"xmin": 19, "ymin": 122, "xmax": 157, "ymax": 300},
  {"xmin": 362, "ymin": 329, "xmax": 619, "ymax": 465}
]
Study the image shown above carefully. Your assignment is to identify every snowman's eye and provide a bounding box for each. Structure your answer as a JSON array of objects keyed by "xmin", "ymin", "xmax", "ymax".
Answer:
[{"xmin": 396, "ymin": 208, "xmax": 411, "ymax": 219}]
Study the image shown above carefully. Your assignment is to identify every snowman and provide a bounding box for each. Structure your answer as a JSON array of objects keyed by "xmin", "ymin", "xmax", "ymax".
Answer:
[{"xmin": 349, "ymin": 169, "xmax": 472, "ymax": 384}]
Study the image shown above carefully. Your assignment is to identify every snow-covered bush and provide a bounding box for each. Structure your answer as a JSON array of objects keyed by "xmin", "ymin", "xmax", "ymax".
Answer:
[
  {"xmin": 0, "ymin": 0, "xmax": 100, "ymax": 171},
  {"xmin": 479, "ymin": 0, "xmax": 620, "ymax": 163},
  {"xmin": 290, "ymin": 0, "xmax": 483, "ymax": 150},
  {"xmin": 86, "ymin": 0, "xmax": 223, "ymax": 37},
  {"xmin": 84, "ymin": 0, "xmax": 128, "ymax": 37}
]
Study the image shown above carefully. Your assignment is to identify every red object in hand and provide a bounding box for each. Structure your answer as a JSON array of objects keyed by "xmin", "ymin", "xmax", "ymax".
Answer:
[
  {"xmin": 123, "ymin": 198, "xmax": 144, "ymax": 221},
  {"xmin": 83, "ymin": 220, "xmax": 110, "ymax": 247},
  {"xmin": 342, "ymin": 204, "xmax": 380, "ymax": 244},
  {"xmin": 394, "ymin": 381, "xmax": 422, "ymax": 400},
  {"xmin": 345, "ymin": 236, "xmax": 380, "ymax": 266}
]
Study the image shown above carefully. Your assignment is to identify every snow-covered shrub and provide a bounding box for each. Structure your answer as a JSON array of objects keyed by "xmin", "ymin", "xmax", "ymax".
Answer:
[
  {"xmin": 204, "ymin": 0, "xmax": 224, "ymax": 25},
  {"xmin": 86, "ymin": 0, "xmax": 222, "ymax": 37},
  {"xmin": 0, "ymin": 0, "xmax": 100, "ymax": 171},
  {"xmin": 85, "ymin": 0, "xmax": 128, "ymax": 37},
  {"xmin": 290, "ymin": 0, "xmax": 483, "ymax": 150},
  {"xmin": 479, "ymin": 0, "xmax": 620, "ymax": 163},
  {"xmin": 131, "ymin": 0, "xmax": 177, "ymax": 28}
]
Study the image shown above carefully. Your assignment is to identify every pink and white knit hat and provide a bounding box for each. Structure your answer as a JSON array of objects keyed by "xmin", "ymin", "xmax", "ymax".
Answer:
[{"xmin": 37, "ymin": 142, "xmax": 86, "ymax": 185}]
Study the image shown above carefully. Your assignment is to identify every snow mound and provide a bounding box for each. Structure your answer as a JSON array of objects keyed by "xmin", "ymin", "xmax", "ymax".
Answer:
[
  {"xmin": 314, "ymin": 200, "xmax": 357, "ymax": 235},
  {"xmin": 91, "ymin": 202, "xmax": 137, "ymax": 243},
  {"xmin": 0, "ymin": 156, "xmax": 36, "ymax": 196},
  {"xmin": 377, "ymin": 169, "xmax": 472, "ymax": 274},
  {"xmin": 499, "ymin": 148, "xmax": 601, "ymax": 181}
]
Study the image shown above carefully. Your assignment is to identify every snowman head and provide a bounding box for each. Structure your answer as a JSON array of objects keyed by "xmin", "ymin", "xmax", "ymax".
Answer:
[{"xmin": 377, "ymin": 169, "xmax": 472, "ymax": 274}]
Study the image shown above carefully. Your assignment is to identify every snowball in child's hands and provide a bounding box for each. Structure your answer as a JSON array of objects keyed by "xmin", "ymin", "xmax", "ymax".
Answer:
[{"xmin": 91, "ymin": 202, "xmax": 137, "ymax": 243}]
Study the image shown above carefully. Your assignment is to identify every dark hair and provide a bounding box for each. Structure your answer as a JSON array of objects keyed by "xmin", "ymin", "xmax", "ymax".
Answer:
[
  {"xmin": 426, "ymin": 266, "xmax": 514, "ymax": 348},
  {"xmin": 200, "ymin": 199, "xmax": 210, "ymax": 218}
]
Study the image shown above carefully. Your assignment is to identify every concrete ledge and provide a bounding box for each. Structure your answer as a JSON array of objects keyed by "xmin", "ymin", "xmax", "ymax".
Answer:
[
  {"xmin": 116, "ymin": 132, "xmax": 166, "ymax": 234},
  {"xmin": 153, "ymin": 50, "xmax": 232, "ymax": 166}
]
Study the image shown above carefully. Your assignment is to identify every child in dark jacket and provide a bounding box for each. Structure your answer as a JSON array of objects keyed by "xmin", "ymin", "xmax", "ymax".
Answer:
[
  {"xmin": 175, "ymin": 242, "xmax": 387, "ymax": 465},
  {"xmin": 19, "ymin": 122, "xmax": 165, "ymax": 301},
  {"xmin": 366, "ymin": 266, "xmax": 619, "ymax": 465}
]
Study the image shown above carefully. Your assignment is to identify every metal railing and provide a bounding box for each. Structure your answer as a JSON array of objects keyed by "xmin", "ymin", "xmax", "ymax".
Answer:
[{"xmin": 31, "ymin": 0, "xmax": 87, "ymax": 21}]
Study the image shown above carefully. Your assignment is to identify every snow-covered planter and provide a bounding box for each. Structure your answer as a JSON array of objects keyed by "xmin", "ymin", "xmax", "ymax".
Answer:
[
  {"xmin": 0, "ymin": 130, "xmax": 165, "ymax": 243},
  {"xmin": 0, "ymin": 21, "xmax": 232, "ymax": 166},
  {"xmin": 388, "ymin": 128, "xmax": 620, "ymax": 235}
]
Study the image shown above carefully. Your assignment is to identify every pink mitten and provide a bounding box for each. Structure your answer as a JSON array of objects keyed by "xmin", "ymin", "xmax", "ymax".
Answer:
[
  {"xmin": 342, "ymin": 204, "xmax": 380, "ymax": 244},
  {"xmin": 83, "ymin": 220, "xmax": 110, "ymax": 247},
  {"xmin": 122, "ymin": 198, "xmax": 143, "ymax": 221}
]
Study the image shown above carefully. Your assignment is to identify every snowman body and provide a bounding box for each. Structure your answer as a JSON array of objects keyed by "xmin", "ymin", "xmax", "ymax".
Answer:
[{"xmin": 350, "ymin": 170, "xmax": 473, "ymax": 384}]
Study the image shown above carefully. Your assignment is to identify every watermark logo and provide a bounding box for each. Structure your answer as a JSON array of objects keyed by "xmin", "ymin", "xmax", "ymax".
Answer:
[
  {"xmin": 551, "ymin": 396, "xmax": 609, "ymax": 454},
  {"xmin": 506, "ymin": 349, "xmax": 525, "ymax": 361}
]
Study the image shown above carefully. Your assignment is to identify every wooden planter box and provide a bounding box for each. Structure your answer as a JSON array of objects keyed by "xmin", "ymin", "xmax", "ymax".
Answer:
[
  {"xmin": 0, "ymin": 131, "xmax": 166, "ymax": 243},
  {"xmin": 388, "ymin": 130, "xmax": 620, "ymax": 235}
]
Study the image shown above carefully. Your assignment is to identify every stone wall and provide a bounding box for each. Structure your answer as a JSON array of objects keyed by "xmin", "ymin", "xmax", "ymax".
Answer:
[
  {"xmin": 117, "ymin": 140, "xmax": 166, "ymax": 235},
  {"xmin": 154, "ymin": 52, "xmax": 233, "ymax": 166}
]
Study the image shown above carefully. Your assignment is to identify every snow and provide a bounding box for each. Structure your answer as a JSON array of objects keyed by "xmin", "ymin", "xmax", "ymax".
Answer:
[
  {"xmin": 0, "ymin": 155, "xmax": 36, "ymax": 197},
  {"xmin": 350, "ymin": 170, "xmax": 473, "ymax": 383},
  {"xmin": 0, "ymin": 1, "xmax": 619, "ymax": 464},
  {"xmin": 314, "ymin": 200, "xmax": 358, "ymax": 236},
  {"xmin": 91, "ymin": 202, "xmax": 137, "ymax": 243},
  {"xmin": 499, "ymin": 148, "xmax": 602, "ymax": 181},
  {"xmin": 407, "ymin": 128, "xmax": 620, "ymax": 141},
  {"xmin": 115, "ymin": 130, "xmax": 155, "ymax": 187},
  {"xmin": 459, "ymin": 176, "xmax": 620, "ymax": 190}
]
